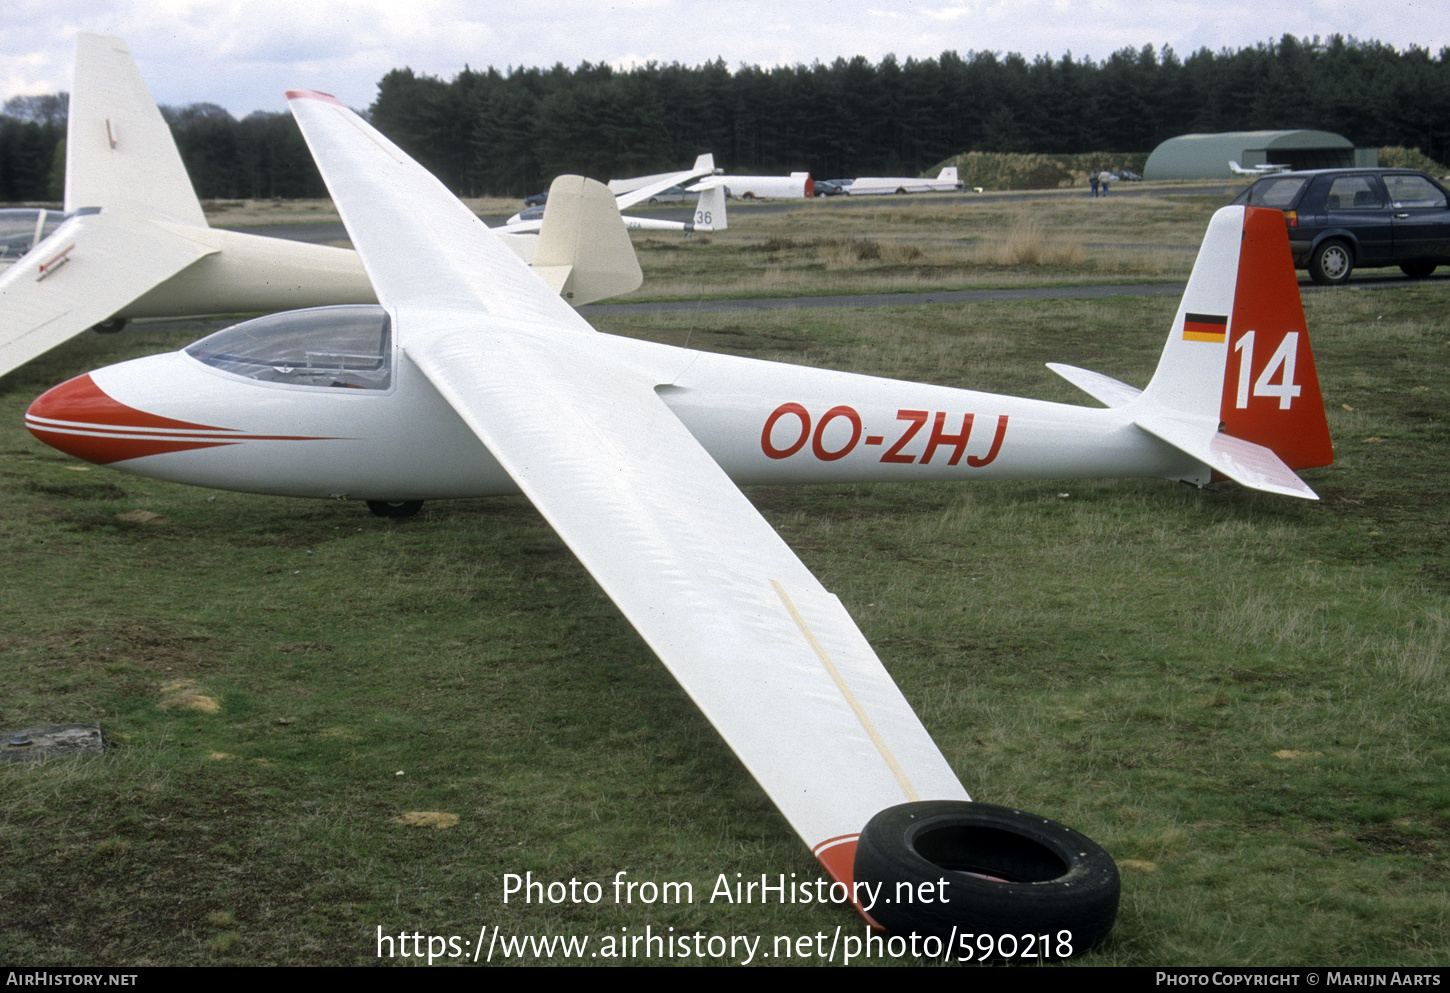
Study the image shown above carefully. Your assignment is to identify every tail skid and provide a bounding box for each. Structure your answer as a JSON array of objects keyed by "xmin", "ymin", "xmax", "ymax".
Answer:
[{"xmin": 1053, "ymin": 205, "xmax": 1332, "ymax": 499}]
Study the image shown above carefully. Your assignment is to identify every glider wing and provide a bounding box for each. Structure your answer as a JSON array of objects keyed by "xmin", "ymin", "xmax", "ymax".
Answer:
[{"xmin": 288, "ymin": 90, "xmax": 968, "ymax": 878}]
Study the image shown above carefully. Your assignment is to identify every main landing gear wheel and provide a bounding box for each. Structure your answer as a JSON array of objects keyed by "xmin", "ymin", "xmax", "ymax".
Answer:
[
  {"xmin": 853, "ymin": 801, "xmax": 1120, "ymax": 956},
  {"xmin": 366, "ymin": 500, "xmax": 423, "ymax": 518},
  {"xmin": 92, "ymin": 317, "xmax": 127, "ymax": 333}
]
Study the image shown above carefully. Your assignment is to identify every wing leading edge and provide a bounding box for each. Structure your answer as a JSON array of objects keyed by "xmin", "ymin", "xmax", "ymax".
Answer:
[{"xmin": 287, "ymin": 91, "xmax": 970, "ymax": 882}]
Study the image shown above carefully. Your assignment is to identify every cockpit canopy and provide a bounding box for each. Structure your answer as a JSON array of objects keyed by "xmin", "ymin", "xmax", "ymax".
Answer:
[{"xmin": 185, "ymin": 305, "xmax": 392, "ymax": 390}]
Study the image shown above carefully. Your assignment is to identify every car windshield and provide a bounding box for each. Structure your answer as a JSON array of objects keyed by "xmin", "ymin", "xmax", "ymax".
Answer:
[
  {"xmin": 185, "ymin": 305, "xmax": 392, "ymax": 389},
  {"xmin": 1236, "ymin": 176, "xmax": 1308, "ymax": 208}
]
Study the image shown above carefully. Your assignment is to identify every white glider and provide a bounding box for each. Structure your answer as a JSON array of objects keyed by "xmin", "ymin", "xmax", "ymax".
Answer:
[
  {"xmin": 846, "ymin": 167, "xmax": 962, "ymax": 196},
  {"xmin": 508, "ymin": 154, "xmax": 727, "ymax": 235},
  {"xmin": 619, "ymin": 181, "xmax": 727, "ymax": 234},
  {"xmin": 26, "ymin": 91, "xmax": 1334, "ymax": 949},
  {"xmin": 718, "ymin": 172, "xmax": 813, "ymax": 199},
  {"xmin": 0, "ymin": 34, "xmax": 376, "ymax": 379},
  {"xmin": 0, "ymin": 34, "xmax": 642, "ymax": 379}
]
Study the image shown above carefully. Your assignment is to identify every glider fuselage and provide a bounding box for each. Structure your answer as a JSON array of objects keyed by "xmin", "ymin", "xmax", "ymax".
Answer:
[{"xmin": 27, "ymin": 323, "xmax": 1194, "ymax": 503}]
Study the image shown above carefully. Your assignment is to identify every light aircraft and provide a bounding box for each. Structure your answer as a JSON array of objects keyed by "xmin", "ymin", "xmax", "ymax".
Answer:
[
  {"xmin": 611, "ymin": 164, "xmax": 809, "ymax": 200},
  {"xmin": 615, "ymin": 181, "xmax": 727, "ymax": 234},
  {"xmin": 847, "ymin": 167, "xmax": 961, "ymax": 196},
  {"xmin": 1230, "ymin": 160, "xmax": 1289, "ymax": 176},
  {"xmin": 0, "ymin": 34, "xmax": 636, "ymax": 380},
  {"xmin": 507, "ymin": 154, "xmax": 727, "ymax": 235},
  {"xmin": 25, "ymin": 91, "xmax": 1333, "ymax": 949}
]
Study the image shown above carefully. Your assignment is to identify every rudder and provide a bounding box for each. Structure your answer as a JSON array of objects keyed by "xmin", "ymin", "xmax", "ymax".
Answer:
[{"xmin": 1220, "ymin": 207, "xmax": 1333, "ymax": 470}]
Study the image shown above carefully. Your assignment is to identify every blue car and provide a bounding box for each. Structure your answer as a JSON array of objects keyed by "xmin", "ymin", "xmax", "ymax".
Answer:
[{"xmin": 1230, "ymin": 168, "xmax": 1450, "ymax": 284}]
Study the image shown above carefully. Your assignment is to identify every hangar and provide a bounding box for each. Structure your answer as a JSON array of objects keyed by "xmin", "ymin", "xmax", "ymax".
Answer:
[{"xmin": 1144, "ymin": 130, "xmax": 1376, "ymax": 180}]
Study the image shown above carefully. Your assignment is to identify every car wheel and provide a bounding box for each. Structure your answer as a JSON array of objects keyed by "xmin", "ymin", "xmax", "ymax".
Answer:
[
  {"xmin": 1308, "ymin": 239, "xmax": 1353, "ymax": 285},
  {"xmin": 854, "ymin": 800, "xmax": 1119, "ymax": 956},
  {"xmin": 366, "ymin": 500, "xmax": 423, "ymax": 518},
  {"xmin": 1400, "ymin": 260, "xmax": 1436, "ymax": 279}
]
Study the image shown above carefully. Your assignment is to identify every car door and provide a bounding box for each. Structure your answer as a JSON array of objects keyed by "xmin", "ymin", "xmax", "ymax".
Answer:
[
  {"xmin": 1318, "ymin": 173, "xmax": 1393, "ymax": 265},
  {"xmin": 1383, "ymin": 173, "xmax": 1450, "ymax": 261}
]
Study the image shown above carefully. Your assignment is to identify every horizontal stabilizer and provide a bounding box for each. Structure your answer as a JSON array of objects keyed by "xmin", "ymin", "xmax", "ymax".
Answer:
[
  {"xmin": 1135, "ymin": 411, "xmax": 1318, "ymax": 500},
  {"xmin": 1046, "ymin": 362, "xmax": 1142, "ymax": 408},
  {"xmin": 0, "ymin": 211, "xmax": 215, "ymax": 376}
]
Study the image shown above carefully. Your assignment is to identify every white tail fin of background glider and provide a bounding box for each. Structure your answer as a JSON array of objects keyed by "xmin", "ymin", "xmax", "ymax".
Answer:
[
  {"xmin": 65, "ymin": 34, "xmax": 206, "ymax": 227},
  {"xmin": 690, "ymin": 181, "xmax": 727, "ymax": 231},
  {"xmin": 530, "ymin": 174, "xmax": 643, "ymax": 305},
  {"xmin": 1053, "ymin": 205, "xmax": 1332, "ymax": 499}
]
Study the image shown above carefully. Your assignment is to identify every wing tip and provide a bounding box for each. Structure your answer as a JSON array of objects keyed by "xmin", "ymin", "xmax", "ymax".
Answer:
[{"xmin": 285, "ymin": 89, "xmax": 342, "ymax": 105}]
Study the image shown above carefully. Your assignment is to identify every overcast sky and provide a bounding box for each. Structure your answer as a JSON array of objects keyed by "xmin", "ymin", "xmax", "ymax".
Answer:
[{"xmin": 4, "ymin": 0, "xmax": 1447, "ymax": 118}]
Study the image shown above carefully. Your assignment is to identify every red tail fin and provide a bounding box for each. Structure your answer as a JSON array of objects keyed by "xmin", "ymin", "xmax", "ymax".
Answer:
[{"xmin": 1219, "ymin": 207, "xmax": 1334, "ymax": 470}]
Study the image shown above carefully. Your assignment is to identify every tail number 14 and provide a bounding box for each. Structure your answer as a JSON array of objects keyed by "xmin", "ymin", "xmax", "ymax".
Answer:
[{"xmin": 1233, "ymin": 330, "xmax": 1301, "ymax": 410}]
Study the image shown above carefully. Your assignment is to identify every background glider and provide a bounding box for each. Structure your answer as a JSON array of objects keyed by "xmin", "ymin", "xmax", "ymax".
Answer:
[
  {"xmin": 0, "ymin": 34, "xmax": 375, "ymax": 379},
  {"xmin": 0, "ymin": 34, "xmax": 647, "ymax": 380},
  {"xmin": 507, "ymin": 155, "xmax": 728, "ymax": 236}
]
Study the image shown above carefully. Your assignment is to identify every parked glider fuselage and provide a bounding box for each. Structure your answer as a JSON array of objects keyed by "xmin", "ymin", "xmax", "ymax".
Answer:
[{"xmin": 26, "ymin": 323, "xmax": 1195, "ymax": 502}]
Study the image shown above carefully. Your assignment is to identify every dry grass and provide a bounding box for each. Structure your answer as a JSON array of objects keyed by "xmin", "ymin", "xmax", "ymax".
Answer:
[{"xmin": 973, "ymin": 218, "xmax": 1086, "ymax": 266}]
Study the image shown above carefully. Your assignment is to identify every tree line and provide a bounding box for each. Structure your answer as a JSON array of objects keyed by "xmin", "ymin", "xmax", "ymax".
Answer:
[{"xmin": 3, "ymin": 34, "xmax": 1448, "ymax": 202}]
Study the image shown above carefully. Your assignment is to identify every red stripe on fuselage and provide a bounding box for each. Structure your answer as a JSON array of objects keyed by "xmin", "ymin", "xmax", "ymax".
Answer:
[
  {"xmin": 25, "ymin": 428, "xmax": 240, "ymax": 464},
  {"xmin": 29, "ymin": 374, "xmax": 239, "ymax": 433},
  {"xmin": 26, "ymin": 373, "xmax": 341, "ymax": 465}
]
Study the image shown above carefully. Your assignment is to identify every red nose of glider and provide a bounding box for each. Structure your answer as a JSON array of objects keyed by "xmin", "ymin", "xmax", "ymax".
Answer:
[{"xmin": 26, "ymin": 374, "xmax": 239, "ymax": 464}]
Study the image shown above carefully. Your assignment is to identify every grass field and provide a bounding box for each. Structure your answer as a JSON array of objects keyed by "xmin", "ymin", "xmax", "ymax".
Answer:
[{"xmin": 0, "ymin": 194, "xmax": 1446, "ymax": 966}]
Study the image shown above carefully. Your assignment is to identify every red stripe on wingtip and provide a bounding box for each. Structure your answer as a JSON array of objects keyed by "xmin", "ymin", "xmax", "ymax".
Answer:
[
  {"xmin": 286, "ymin": 89, "xmax": 341, "ymax": 104},
  {"xmin": 813, "ymin": 834, "xmax": 884, "ymax": 929}
]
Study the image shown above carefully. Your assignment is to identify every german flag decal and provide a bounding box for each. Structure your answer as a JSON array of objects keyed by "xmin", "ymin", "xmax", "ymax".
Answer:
[{"xmin": 1183, "ymin": 313, "xmax": 1228, "ymax": 343}]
